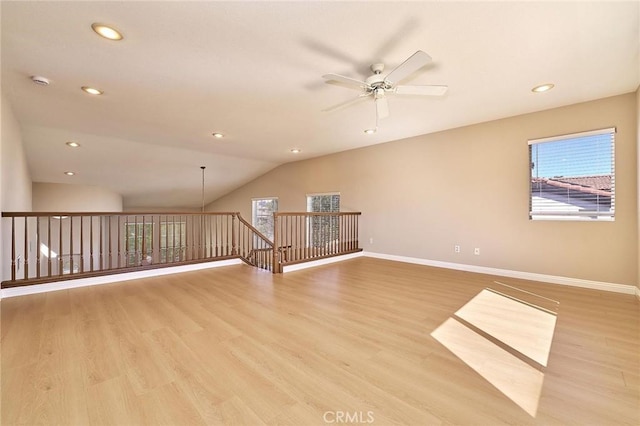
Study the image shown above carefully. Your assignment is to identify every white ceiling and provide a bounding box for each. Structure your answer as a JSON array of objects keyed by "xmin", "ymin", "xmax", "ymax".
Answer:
[{"xmin": 2, "ymin": 1, "xmax": 638, "ymax": 209}]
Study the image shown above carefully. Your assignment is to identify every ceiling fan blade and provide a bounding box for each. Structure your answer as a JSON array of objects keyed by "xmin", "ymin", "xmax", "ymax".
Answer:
[
  {"xmin": 322, "ymin": 93, "xmax": 372, "ymax": 112},
  {"xmin": 395, "ymin": 85, "xmax": 448, "ymax": 96},
  {"xmin": 322, "ymin": 74, "xmax": 370, "ymax": 89},
  {"xmin": 376, "ymin": 96, "xmax": 389, "ymax": 120},
  {"xmin": 384, "ymin": 50, "xmax": 432, "ymax": 85}
]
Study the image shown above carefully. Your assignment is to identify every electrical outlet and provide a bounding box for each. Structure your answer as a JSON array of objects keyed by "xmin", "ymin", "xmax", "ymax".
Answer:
[
  {"xmin": 454, "ymin": 245, "xmax": 460, "ymax": 253},
  {"xmin": 474, "ymin": 248, "xmax": 480, "ymax": 255},
  {"xmin": 369, "ymin": 237, "xmax": 373, "ymax": 245}
]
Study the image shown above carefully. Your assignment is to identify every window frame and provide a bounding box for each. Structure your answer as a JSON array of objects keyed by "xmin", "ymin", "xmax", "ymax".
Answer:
[{"xmin": 528, "ymin": 127, "xmax": 615, "ymax": 222}]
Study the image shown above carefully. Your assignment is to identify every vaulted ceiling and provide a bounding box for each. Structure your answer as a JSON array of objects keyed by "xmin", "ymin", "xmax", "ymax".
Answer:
[{"xmin": 2, "ymin": 1, "xmax": 638, "ymax": 208}]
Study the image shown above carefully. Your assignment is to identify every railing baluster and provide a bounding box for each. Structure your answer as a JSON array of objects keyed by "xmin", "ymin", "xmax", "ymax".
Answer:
[
  {"xmin": 133, "ymin": 215, "xmax": 138, "ymax": 265},
  {"xmin": 305, "ymin": 214, "xmax": 309, "ymax": 259},
  {"xmin": 162, "ymin": 216, "xmax": 165, "ymax": 263},
  {"xmin": 69, "ymin": 215, "xmax": 73, "ymax": 275},
  {"xmin": 24, "ymin": 216, "xmax": 29, "ymax": 280},
  {"xmin": 107, "ymin": 215, "xmax": 112, "ymax": 269},
  {"xmin": 202, "ymin": 214, "xmax": 205, "ymax": 259},
  {"xmin": 80, "ymin": 216, "xmax": 85, "ymax": 272},
  {"xmin": 224, "ymin": 215, "xmax": 228, "ymax": 256},
  {"xmin": 10, "ymin": 217, "xmax": 16, "ymax": 281},
  {"xmin": 352, "ymin": 214, "xmax": 356, "ymax": 250},
  {"xmin": 116, "ymin": 216, "xmax": 120, "ymax": 269},
  {"xmin": 124, "ymin": 215, "xmax": 129, "ymax": 268},
  {"xmin": 171, "ymin": 215, "xmax": 175, "ymax": 262},
  {"xmin": 58, "ymin": 215, "xmax": 63, "ymax": 276},
  {"xmin": 188, "ymin": 215, "xmax": 192, "ymax": 260},
  {"xmin": 36, "ymin": 216, "xmax": 41, "ymax": 278},
  {"xmin": 210, "ymin": 216, "xmax": 214, "ymax": 258},
  {"xmin": 349, "ymin": 216, "xmax": 356, "ymax": 249},
  {"xmin": 99, "ymin": 216, "xmax": 104, "ymax": 271},
  {"xmin": 47, "ymin": 216, "xmax": 52, "ymax": 277},
  {"xmin": 231, "ymin": 214, "xmax": 236, "ymax": 256},
  {"xmin": 142, "ymin": 215, "xmax": 146, "ymax": 265},
  {"xmin": 272, "ymin": 213, "xmax": 278, "ymax": 273},
  {"xmin": 214, "ymin": 216, "xmax": 219, "ymax": 257}
]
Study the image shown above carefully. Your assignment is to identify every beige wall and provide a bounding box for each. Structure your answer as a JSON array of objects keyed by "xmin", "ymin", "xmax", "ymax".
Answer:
[
  {"xmin": 1, "ymin": 95, "xmax": 32, "ymax": 211},
  {"xmin": 209, "ymin": 93, "xmax": 638, "ymax": 286},
  {"xmin": 33, "ymin": 182, "xmax": 123, "ymax": 212}
]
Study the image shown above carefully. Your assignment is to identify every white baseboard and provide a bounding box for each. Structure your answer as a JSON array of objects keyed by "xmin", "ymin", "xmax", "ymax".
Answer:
[
  {"xmin": 0, "ymin": 259, "xmax": 243, "ymax": 299},
  {"xmin": 3, "ymin": 251, "xmax": 636, "ymax": 299},
  {"xmin": 282, "ymin": 251, "xmax": 364, "ymax": 273},
  {"xmin": 364, "ymin": 251, "xmax": 637, "ymax": 295}
]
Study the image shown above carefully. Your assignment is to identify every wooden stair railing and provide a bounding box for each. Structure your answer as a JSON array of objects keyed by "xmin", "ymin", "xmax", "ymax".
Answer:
[
  {"xmin": 234, "ymin": 214, "xmax": 274, "ymax": 272},
  {"xmin": 1, "ymin": 210, "xmax": 362, "ymax": 288},
  {"xmin": 272, "ymin": 212, "xmax": 362, "ymax": 273},
  {"xmin": 0, "ymin": 211, "xmax": 274, "ymax": 288}
]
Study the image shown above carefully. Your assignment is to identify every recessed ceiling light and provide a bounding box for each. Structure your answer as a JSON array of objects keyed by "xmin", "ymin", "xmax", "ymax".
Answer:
[
  {"xmin": 532, "ymin": 83, "xmax": 555, "ymax": 93},
  {"xmin": 30, "ymin": 75, "xmax": 50, "ymax": 86},
  {"xmin": 290, "ymin": 149, "xmax": 301, "ymax": 154},
  {"xmin": 212, "ymin": 132, "xmax": 224, "ymax": 138},
  {"xmin": 81, "ymin": 86, "xmax": 103, "ymax": 95},
  {"xmin": 64, "ymin": 171, "xmax": 75, "ymax": 176},
  {"xmin": 66, "ymin": 141, "xmax": 80, "ymax": 148},
  {"xmin": 364, "ymin": 129, "xmax": 376, "ymax": 134},
  {"xmin": 91, "ymin": 23, "xmax": 123, "ymax": 41}
]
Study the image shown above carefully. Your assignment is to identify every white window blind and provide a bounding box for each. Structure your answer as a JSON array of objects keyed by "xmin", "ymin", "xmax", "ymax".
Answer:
[
  {"xmin": 306, "ymin": 192, "xmax": 340, "ymax": 213},
  {"xmin": 252, "ymin": 198, "xmax": 278, "ymax": 240},
  {"xmin": 529, "ymin": 128, "xmax": 615, "ymax": 221},
  {"xmin": 306, "ymin": 193, "xmax": 340, "ymax": 248}
]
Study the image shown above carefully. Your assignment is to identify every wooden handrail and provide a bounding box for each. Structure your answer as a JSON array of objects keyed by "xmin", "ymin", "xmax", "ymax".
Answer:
[
  {"xmin": 1, "ymin": 211, "xmax": 240, "ymax": 217},
  {"xmin": 272, "ymin": 212, "xmax": 362, "ymax": 216}
]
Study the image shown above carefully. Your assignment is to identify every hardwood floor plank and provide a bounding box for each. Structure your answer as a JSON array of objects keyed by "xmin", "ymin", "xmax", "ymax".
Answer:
[
  {"xmin": 216, "ymin": 395, "xmax": 268, "ymax": 426},
  {"xmin": 137, "ymin": 381, "xmax": 207, "ymax": 425},
  {"xmin": 173, "ymin": 372, "xmax": 233, "ymax": 424},
  {"xmin": 85, "ymin": 375, "xmax": 145, "ymax": 425}
]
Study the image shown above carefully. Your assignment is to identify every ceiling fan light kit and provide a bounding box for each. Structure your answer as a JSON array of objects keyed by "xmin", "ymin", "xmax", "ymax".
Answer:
[{"xmin": 322, "ymin": 50, "xmax": 448, "ymax": 126}]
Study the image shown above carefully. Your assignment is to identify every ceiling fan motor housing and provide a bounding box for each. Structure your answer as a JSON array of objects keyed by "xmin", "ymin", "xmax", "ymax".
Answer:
[{"xmin": 365, "ymin": 73, "xmax": 386, "ymax": 88}]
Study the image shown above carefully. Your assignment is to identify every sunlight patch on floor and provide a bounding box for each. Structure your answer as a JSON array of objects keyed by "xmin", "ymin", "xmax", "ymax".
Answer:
[
  {"xmin": 455, "ymin": 288, "xmax": 557, "ymax": 367},
  {"xmin": 431, "ymin": 286, "xmax": 559, "ymax": 417}
]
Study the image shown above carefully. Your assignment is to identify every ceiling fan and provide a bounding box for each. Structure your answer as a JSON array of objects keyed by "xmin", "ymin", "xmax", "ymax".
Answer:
[{"xmin": 322, "ymin": 50, "xmax": 447, "ymax": 124}]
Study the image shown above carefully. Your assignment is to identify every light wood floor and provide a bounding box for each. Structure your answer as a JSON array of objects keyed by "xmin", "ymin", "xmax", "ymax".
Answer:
[{"xmin": 2, "ymin": 257, "xmax": 638, "ymax": 425}]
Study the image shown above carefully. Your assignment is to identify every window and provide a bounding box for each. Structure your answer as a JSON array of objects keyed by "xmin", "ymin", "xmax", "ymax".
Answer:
[
  {"xmin": 124, "ymin": 222, "xmax": 154, "ymax": 266},
  {"xmin": 307, "ymin": 193, "xmax": 340, "ymax": 247},
  {"xmin": 529, "ymin": 128, "xmax": 615, "ymax": 221},
  {"xmin": 160, "ymin": 221, "xmax": 186, "ymax": 262},
  {"xmin": 124, "ymin": 221, "xmax": 186, "ymax": 265},
  {"xmin": 252, "ymin": 198, "xmax": 278, "ymax": 240}
]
